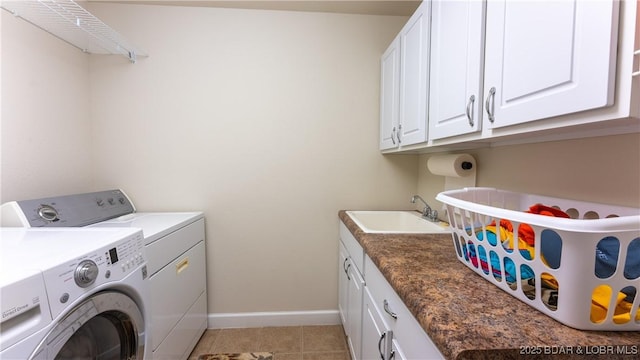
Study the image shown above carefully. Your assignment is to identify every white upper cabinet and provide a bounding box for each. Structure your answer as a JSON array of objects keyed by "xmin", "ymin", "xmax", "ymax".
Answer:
[
  {"xmin": 380, "ymin": 1, "xmax": 430, "ymax": 150},
  {"xmin": 382, "ymin": 0, "xmax": 635, "ymax": 150},
  {"xmin": 428, "ymin": 0, "xmax": 486, "ymax": 140},
  {"xmin": 483, "ymin": 0, "xmax": 619, "ymax": 129},
  {"xmin": 380, "ymin": 36, "xmax": 401, "ymax": 150},
  {"xmin": 397, "ymin": 2, "xmax": 430, "ymax": 146}
]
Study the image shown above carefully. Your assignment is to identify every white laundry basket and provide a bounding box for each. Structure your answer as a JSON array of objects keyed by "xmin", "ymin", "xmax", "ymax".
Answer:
[{"xmin": 436, "ymin": 187, "xmax": 640, "ymax": 331}]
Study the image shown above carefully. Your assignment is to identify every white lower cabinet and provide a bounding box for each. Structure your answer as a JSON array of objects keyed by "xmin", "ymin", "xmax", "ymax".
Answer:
[
  {"xmin": 347, "ymin": 262, "xmax": 365, "ymax": 359},
  {"xmin": 338, "ymin": 220, "xmax": 443, "ymax": 360},
  {"xmin": 339, "ymin": 222, "xmax": 365, "ymax": 360},
  {"xmin": 363, "ymin": 287, "xmax": 406, "ymax": 360},
  {"xmin": 364, "ymin": 256, "xmax": 444, "ymax": 360}
]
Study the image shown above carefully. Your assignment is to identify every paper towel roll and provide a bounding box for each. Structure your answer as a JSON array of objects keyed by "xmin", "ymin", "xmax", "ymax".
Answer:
[{"xmin": 427, "ymin": 154, "xmax": 476, "ymax": 177}]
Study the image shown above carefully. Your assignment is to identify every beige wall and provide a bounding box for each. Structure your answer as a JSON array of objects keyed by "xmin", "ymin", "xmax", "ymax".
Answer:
[
  {"xmin": 417, "ymin": 133, "xmax": 640, "ymax": 215},
  {"xmin": 85, "ymin": 3, "xmax": 415, "ymax": 315},
  {"xmin": 1, "ymin": 11, "xmax": 93, "ymax": 201}
]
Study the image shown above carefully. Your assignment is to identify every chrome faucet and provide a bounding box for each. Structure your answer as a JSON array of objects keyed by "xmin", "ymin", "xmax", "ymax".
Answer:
[{"xmin": 411, "ymin": 195, "xmax": 438, "ymax": 221}]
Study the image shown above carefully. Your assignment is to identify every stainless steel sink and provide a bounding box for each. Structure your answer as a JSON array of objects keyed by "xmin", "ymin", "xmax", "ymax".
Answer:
[{"xmin": 346, "ymin": 211, "xmax": 450, "ymax": 234}]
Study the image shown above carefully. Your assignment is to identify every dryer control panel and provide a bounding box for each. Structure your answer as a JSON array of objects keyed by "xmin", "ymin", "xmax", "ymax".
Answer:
[
  {"xmin": 1, "ymin": 189, "xmax": 135, "ymax": 228},
  {"xmin": 43, "ymin": 230, "xmax": 146, "ymax": 319}
]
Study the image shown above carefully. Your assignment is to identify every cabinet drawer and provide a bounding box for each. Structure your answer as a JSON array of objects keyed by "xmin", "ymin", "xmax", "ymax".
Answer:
[
  {"xmin": 340, "ymin": 221, "xmax": 364, "ymax": 274},
  {"xmin": 364, "ymin": 255, "xmax": 443, "ymax": 359}
]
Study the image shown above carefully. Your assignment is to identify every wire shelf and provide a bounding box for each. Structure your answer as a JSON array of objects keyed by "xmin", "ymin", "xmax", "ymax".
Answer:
[{"xmin": 1, "ymin": 0, "xmax": 147, "ymax": 63}]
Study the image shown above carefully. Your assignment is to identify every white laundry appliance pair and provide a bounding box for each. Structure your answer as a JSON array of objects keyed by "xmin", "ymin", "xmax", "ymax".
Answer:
[{"xmin": 1, "ymin": 189, "xmax": 207, "ymax": 360}]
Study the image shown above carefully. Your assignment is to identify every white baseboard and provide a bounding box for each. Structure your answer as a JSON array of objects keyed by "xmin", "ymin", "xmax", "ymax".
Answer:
[{"xmin": 208, "ymin": 310, "xmax": 341, "ymax": 329}]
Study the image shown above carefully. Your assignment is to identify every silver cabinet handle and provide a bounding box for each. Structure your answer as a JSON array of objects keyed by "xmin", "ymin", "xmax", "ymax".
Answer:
[
  {"xmin": 391, "ymin": 127, "xmax": 396, "ymax": 145},
  {"xmin": 342, "ymin": 258, "xmax": 349, "ymax": 275},
  {"xmin": 466, "ymin": 95, "xmax": 475, "ymax": 127},
  {"xmin": 345, "ymin": 263, "xmax": 351, "ymax": 281},
  {"xmin": 396, "ymin": 124, "xmax": 402, "ymax": 144},
  {"xmin": 378, "ymin": 332, "xmax": 386, "ymax": 360},
  {"xmin": 383, "ymin": 299, "xmax": 397, "ymax": 319},
  {"xmin": 485, "ymin": 87, "xmax": 496, "ymax": 123},
  {"xmin": 378, "ymin": 330, "xmax": 395, "ymax": 360}
]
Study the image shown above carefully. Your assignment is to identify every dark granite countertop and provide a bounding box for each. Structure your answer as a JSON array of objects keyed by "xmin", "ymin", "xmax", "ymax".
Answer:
[{"xmin": 338, "ymin": 210, "xmax": 640, "ymax": 360}]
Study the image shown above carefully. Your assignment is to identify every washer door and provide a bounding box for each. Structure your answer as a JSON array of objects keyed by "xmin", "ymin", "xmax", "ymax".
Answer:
[{"xmin": 32, "ymin": 291, "xmax": 145, "ymax": 360}]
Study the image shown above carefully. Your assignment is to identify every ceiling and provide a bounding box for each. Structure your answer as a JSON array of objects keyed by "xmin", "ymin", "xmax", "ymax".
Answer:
[{"xmin": 87, "ymin": 0, "xmax": 421, "ymax": 16}]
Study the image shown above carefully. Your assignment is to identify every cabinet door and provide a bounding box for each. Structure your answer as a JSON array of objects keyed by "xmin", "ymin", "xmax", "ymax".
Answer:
[
  {"xmin": 365, "ymin": 256, "xmax": 444, "ymax": 359},
  {"xmin": 338, "ymin": 241, "xmax": 349, "ymax": 328},
  {"xmin": 347, "ymin": 264, "xmax": 365, "ymax": 360},
  {"xmin": 483, "ymin": 0, "xmax": 619, "ymax": 129},
  {"xmin": 380, "ymin": 36, "xmax": 400, "ymax": 150},
  {"xmin": 398, "ymin": 1, "xmax": 430, "ymax": 146},
  {"xmin": 428, "ymin": 0, "xmax": 486, "ymax": 140},
  {"xmin": 362, "ymin": 288, "xmax": 390, "ymax": 360}
]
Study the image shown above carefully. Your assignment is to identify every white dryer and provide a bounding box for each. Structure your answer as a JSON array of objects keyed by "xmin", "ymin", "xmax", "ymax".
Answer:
[
  {"xmin": 1, "ymin": 190, "xmax": 207, "ymax": 360},
  {"xmin": 0, "ymin": 227, "xmax": 148, "ymax": 360}
]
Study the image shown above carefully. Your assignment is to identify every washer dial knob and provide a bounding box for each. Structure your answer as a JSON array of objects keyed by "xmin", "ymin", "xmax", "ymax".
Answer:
[
  {"xmin": 37, "ymin": 205, "xmax": 59, "ymax": 222},
  {"xmin": 75, "ymin": 260, "xmax": 99, "ymax": 288}
]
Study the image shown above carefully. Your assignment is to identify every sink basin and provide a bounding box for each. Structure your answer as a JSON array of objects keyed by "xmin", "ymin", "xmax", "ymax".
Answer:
[{"xmin": 346, "ymin": 211, "xmax": 451, "ymax": 234}]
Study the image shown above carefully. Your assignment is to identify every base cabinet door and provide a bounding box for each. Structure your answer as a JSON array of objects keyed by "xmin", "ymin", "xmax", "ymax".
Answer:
[
  {"xmin": 339, "ymin": 222, "xmax": 366, "ymax": 360},
  {"xmin": 338, "ymin": 241, "xmax": 349, "ymax": 327},
  {"xmin": 365, "ymin": 256, "xmax": 444, "ymax": 359},
  {"xmin": 362, "ymin": 288, "xmax": 392, "ymax": 360},
  {"xmin": 346, "ymin": 263, "xmax": 365, "ymax": 360}
]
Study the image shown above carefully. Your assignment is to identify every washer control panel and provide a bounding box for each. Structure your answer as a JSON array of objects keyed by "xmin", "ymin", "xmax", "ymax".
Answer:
[
  {"xmin": 43, "ymin": 230, "xmax": 146, "ymax": 319},
  {"xmin": 1, "ymin": 189, "xmax": 135, "ymax": 227}
]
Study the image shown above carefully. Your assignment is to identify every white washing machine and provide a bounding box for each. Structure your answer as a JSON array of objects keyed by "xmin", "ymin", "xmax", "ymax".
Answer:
[
  {"xmin": 1, "ymin": 190, "xmax": 207, "ymax": 360},
  {"xmin": 0, "ymin": 227, "xmax": 148, "ymax": 360}
]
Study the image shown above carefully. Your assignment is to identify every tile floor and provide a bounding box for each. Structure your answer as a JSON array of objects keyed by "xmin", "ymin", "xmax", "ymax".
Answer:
[{"xmin": 188, "ymin": 325, "xmax": 351, "ymax": 360}]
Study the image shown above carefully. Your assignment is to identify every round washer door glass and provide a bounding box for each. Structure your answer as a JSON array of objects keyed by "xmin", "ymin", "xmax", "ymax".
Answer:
[{"xmin": 32, "ymin": 291, "xmax": 145, "ymax": 360}]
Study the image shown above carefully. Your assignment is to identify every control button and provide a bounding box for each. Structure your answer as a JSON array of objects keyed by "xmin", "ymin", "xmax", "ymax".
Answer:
[
  {"xmin": 37, "ymin": 205, "xmax": 59, "ymax": 222},
  {"xmin": 75, "ymin": 260, "xmax": 99, "ymax": 288},
  {"xmin": 105, "ymin": 270, "xmax": 111, "ymax": 279},
  {"xmin": 60, "ymin": 293, "xmax": 69, "ymax": 304},
  {"xmin": 96, "ymin": 198, "xmax": 104, "ymax": 207},
  {"xmin": 118, "ymin": 197, "xmax": 125, "ymax": 204},
  {"xmin": 107, "ymin": 198, "xmax": 114, "ymax": 205}
]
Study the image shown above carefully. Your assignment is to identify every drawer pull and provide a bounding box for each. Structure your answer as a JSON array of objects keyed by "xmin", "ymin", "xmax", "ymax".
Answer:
[
  {"xmin": 176, "ymin": 257, "xmax": 189, "ymax": 274},
  {"xmin": 383, "ymin": 299, "xmax": 397, "ymax": 319}
]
